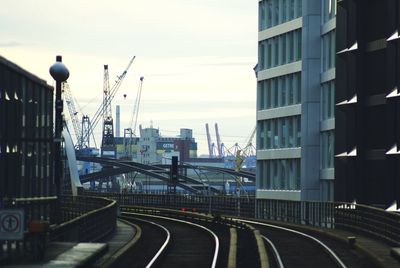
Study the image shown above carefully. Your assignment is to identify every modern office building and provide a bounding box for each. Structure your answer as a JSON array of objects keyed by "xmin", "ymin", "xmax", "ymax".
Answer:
[
  {"xmin": 335, "ymin": 0, "xmax": 400, "ymax": 206},
  {"xmin": 256, "ymin": 0, "xmax": 336, "ymax": 201}
]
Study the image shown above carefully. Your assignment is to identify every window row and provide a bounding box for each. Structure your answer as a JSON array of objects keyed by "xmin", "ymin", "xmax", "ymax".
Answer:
[
  {"xmin": 257, "ymin": 158, "xmax": 300, "ymax": 190},
  {"xmin": 0, "ymin": 75, "xmax": 54, "ymax": 139},
  {"xmin": 258, "ymin": 115, "xmax": 301, "ymax": 150},
  {"xmin": 258, "ymin": 72, "xmax": 301, "ymax": 110},
  {"xmin": 259, "ymin": 29, "xmax": 302, "ymax": 70},
  {"xmin": 322, "ymin": 0, "xmax": 337, "ymax": 24},
  {"xmin": 322, "ymin": 30, "xmax": 335, "ymax": 72},
  {"xmin": 321, "ymin": 80, "xmax": 335, "ymax": 120},
  {"xmin": 321, "ymin": 130, "xmax": 334, "ymax": 169},
  {"xmin": 259, "ymin": 0, "xmax": 302, "ymax": 31}
]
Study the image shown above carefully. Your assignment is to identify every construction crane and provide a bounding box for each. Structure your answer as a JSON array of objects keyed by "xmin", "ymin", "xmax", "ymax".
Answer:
[
  {"xmin": 130, "ymin": 76, "xmax": 144, "ymax": 136},
  {"xmin": 242, "ymin": 126, "xmax": 256, "ymax": 157},
  {"xmin": 62, "ymin": 82, "xmax": 82, "ymax": 146},
  {"xmin": 78, "ymin": 56, "xmax": 135, "ymax": 150},
  {"xmin": 124, "ymin": 76, "xmax": 144, "ymax": 159},
  {"xmin": 100, "ymin": 64, "xmax": 116, "ymax": 158}
]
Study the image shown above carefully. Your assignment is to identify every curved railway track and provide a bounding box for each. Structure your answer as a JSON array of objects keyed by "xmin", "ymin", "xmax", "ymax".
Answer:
[
  {"xmin": 112, "ymin": 207, "xmax": 374, "ymax": 268},
  {"xmin": 121, "ymin": 212, "xmax": 219, "ymax": 268},
  {"xmin": 237, "ymin": 219, "xmax": 374, "ymax": 268}
]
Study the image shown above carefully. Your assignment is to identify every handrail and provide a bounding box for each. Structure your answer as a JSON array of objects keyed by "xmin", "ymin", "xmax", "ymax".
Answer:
[
  {"xmin": 52, "ymin": 197, "xmax": 116, "ymax": 232},
  {"xmin": 50, "ymin": 196, "xmax": 117, "ymax": 242}
]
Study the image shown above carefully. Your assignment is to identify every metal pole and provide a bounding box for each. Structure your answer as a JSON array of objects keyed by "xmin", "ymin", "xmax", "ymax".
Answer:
[
  {"xmin": 54, "ymin": 57, "xmax": 63, "ymax": 199},
  {"xmin": 49, "ymin": 55, "xmax": 69, "ymax": 223},
  {"xmin": 208, "ymin": 181, "xmax": 211, "ymax": 215}
]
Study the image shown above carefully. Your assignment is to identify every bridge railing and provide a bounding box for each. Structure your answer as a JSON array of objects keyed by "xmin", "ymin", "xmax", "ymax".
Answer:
[
  {"xmin": 255, "ymin": 199, "xmax": 335, "ymax": 228},
  {"xmin": 90, "ymin": 191, "xmax": 400, "ymax": 246},
  {"xmin": 50, "ymin": 195, "xmax": 117, "ymax": 242},
  {"xmin": 89, "ymin": 192, "xmax": 255, "ymax": 218},
  {"xmin": 335, "ymin": 203, "xmax": 400, "ymax": 246}
]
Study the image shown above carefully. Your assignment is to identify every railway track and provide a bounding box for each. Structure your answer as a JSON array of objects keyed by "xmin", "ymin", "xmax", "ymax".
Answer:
[
  {"xmin": 120, "ymin": 212, "xmax": 219, "ymax": 267},
  {"xmin": 107, "ymin": 206, "xmax": 375, "ymax": 268},
  {"xmin": 237, "ymin": 219, "xmax": 374, "ymax": 268}
]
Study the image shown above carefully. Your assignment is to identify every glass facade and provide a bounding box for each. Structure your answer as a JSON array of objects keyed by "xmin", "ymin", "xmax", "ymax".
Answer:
[
  {"xmin": 321, "ymin": 80, "xmax": 335, "ymax": 120},
  {"xmin": 321, "ymin": 130, "xmax": 334, "ymax": 169},
  {"xmin": 257, "ymin": 72, "xmax": 301, "ymax": 110},
  {"xmin": 322, "ymin": 30, "xmax": 336, "ymax": 72},
  {"xmin": 259, "ymin": 29, "xmax": 302, "ymax": 70},
  {"xmin": 258, "ymin": 115, "xmax": 301, "ymax": 150},
  {"xmin": 257, "ymin": 159, "xmax": 300, "ymax": 190},
  {"xmin": 322, "ymin": 0, "xmax": 337, "ymax": 23},
  {"xmin": 259, "ymin": 0, "xmax": 302, "ymax": 31}
]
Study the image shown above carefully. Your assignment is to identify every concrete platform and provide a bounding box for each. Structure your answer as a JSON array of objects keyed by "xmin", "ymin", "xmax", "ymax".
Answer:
[
  {"xmin": 3, "ymin": 219, "xmax": 136, "ymax": 267},
  {"xmin": 329, "ymin": 229, "xmax": 400, "ymax": 268}
]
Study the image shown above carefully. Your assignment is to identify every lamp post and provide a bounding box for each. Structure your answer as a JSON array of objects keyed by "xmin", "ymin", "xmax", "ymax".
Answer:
[{"xmin": 49, "ymin": 56, "xmax": 69, "ymax": 199}]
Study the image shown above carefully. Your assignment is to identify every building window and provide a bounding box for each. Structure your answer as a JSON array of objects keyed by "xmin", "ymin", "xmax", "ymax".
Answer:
[
  {"xmin": 259, "ymin": 29, "xmax": 302, "ymax": 71},
  {"xmin": 257, "ymin": 115, "xmax": 301, "ymax": 150},
  {"xmin": 257, "ymin": 72, "xmax": 301, "ymax": 110},
  {"xmin": 321, "ymin": 130, "xmax": 334, "ymax": 169},
  {"xmin": 258, "ymin": 158, "xmax": 300, "ymax": 190},
  {"xmin": 322, "ymin": 0, "xmax": 336, "ymax": 24},
  {"xmin": 259, "ymin": 0, "xmax": 302, "ymax": 31},
  {"xmin": 322, "ymin": 30, "xmax": 336, "ymax": 72},
  {"xmin": 321, "ymin": 80, "xmax": 335, "ymax": 120}
]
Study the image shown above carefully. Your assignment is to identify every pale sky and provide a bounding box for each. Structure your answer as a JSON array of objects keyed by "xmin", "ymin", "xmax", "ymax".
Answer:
[{"xmin": 1, "ymin": 0, "xmax": 258, "ymax": 155}]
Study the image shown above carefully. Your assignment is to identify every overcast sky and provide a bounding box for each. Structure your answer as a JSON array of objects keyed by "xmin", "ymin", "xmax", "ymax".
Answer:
[{"xmin": 1, "ymin": 0, "xmax": 258, "ymax": 155}]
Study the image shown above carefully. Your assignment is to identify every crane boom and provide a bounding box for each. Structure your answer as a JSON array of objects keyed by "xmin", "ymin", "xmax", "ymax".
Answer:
[
  {"xmin": 215, "ymin": 123, "xmax": 222, "ymax": 157},
  {"xmin": 124, "ymin": 76, "xmax": 144, "ymax": 159},
  {"xmin": 79, "ymin": 56, "xmax": 135, "ymax": 149},
  {"xmin": 205, "ymin": 123, "xmax": 213, "ymax": 157},
  {"xmin": 129, "ymin": 76, "xmax": 144, "ymax": 136},
  {"xmin": 63, "ymin": 82, "xmax": 82, "ymax": 147}
]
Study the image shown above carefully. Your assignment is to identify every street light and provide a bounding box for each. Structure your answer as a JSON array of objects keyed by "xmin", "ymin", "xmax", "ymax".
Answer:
[{"xmin": 49, "ymin": 56, "xmax": 69, "ymax": 199}]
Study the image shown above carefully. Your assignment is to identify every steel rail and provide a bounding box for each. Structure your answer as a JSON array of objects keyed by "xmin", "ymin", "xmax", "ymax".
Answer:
[
  {"xmin": 261, "ymin": 235, "xmax": 284, "ymax": 268},
  {"xmin": 121, "ymin": 216, "xmax": 171, "ymax": 268},
  {"xmin": 236, "ymin": 219, "xmax": 347, "ymax": 268},
  {"xmin": 123, "ymin": 212, "xmax": 220, "ymax": 268}
]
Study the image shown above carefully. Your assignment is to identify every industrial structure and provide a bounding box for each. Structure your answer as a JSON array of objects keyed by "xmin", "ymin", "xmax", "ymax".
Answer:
[
  {"xmin": 137, "ymin": 127, "xmax": 198, "ymax": 164},
  {"xmin": 256, "ymin": 0, "xmax": 336, "ymax": 201}
]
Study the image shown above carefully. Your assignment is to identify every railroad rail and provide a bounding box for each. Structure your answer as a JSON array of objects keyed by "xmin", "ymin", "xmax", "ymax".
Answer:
[{"xmin": 116, "ymin": 206, "xmax": 266, "ymax": 267}]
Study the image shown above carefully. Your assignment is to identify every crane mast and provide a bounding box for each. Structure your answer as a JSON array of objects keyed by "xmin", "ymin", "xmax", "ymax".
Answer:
[
  {"xmin": 101, "ymin": 65, "xmax": 116, "ymax": 158},
  {"xmin": 78, "ymin": 56, "xmax": 135, "ymax": 150}
]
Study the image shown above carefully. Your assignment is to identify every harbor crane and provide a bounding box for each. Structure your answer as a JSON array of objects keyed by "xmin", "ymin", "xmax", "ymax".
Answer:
[
  {"xmin": 78, "ymin": 56, "xmax": 135, "ymax": 151},
  {"xmin": 63, "ymin": 82, "xmax": 82, "ymax": 145},
  {"xmin": 124, "ymin": 76, "xmax": 144, "ymax": 159}
]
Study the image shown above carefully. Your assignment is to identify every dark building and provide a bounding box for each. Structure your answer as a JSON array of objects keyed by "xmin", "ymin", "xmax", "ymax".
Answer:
[
  {"xmin": 0, "ymin": 56, "xmax": 54, "ymax": 204},
  {"xmin": 335, "ymin": 0, "xmax": 400, "ymax": 206}
]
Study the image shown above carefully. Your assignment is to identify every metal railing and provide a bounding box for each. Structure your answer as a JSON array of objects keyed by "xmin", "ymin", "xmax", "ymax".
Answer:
[
  {"xmin": 88, "ymin": 191, "xmax": 400, "ymax": 246},
  {"xmin": 335, "ymin": 203, "xmax": 400, "ymax": 246},
  {"xmin": 50, "ymin": 195, "xmax": 117, "ymax": 242},
  {"xmin": 0, "ymin": 195, "xmax": 117, "ymax": 264}
]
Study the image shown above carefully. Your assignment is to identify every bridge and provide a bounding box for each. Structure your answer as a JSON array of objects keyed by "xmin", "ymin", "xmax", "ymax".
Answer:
[
  {"xmin": 77, "ymin": 156, "xmax": 255, "ymax": 194},
  {"xmin": 1, "ymin": 190, "xmax": 399, "ymax": 267}
]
